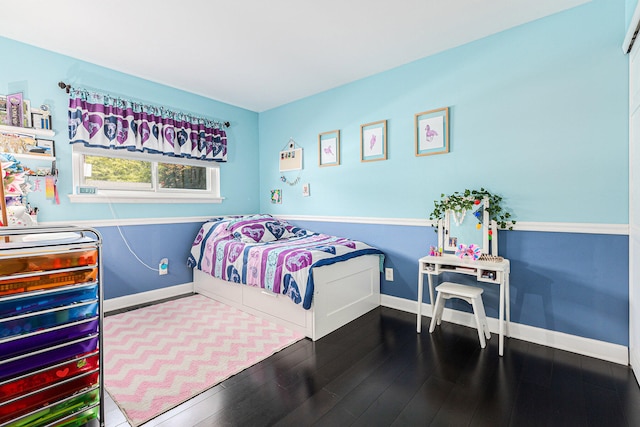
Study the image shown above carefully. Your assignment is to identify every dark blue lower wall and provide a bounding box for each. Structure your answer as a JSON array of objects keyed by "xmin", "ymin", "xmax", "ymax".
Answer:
[
  {"xmin": 97, "ymin": 222, "xmax": 201, "ymax": 300},
  {"xmin": 100, "ymin": 219, "xmax": 629, "ymax": 347},
  {"xmin": 289, "ymin": 220, "xmax": 629, "ymax": 347}
]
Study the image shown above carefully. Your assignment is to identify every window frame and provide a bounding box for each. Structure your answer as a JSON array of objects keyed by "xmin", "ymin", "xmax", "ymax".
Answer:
[{"xmin": 69, "ymin": 145, "xmax": 223, "ymax": 204}]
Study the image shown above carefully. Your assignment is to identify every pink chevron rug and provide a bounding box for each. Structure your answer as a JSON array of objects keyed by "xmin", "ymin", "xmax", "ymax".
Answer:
[{"xmin": 103, "ymin": 294, "xmax": 304, "ymax": 426}]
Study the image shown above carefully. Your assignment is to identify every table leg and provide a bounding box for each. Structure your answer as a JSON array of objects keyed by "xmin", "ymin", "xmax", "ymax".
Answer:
[
  {"xmin": 499, "ymin": 279, "xmax": 505, "ymax": 356},
  {"xmin": 428, "ymin": 275, "xmax": 435, "ymax": 310},
  {"xmin": 505, "ymin": 274, "xmax": 510, "ymax": 338},
  {"xmin": 417, "ymin": 269, "xmax": 424, "ymax": 333}
]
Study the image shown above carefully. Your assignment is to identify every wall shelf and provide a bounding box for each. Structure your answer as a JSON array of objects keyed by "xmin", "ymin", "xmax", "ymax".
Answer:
[
  {"xmin": 0, "ymin": 124, "xmax": 55, "ymax": 139},
  {"xmin": 7, "ymin": 152, "xmax": 56, "ymax": 162}
]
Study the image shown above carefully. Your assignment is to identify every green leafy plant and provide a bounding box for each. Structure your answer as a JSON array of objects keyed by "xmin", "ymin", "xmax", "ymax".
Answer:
[{"xmin": 429, "ymin": 188, "xmax": 516, "ymax": 230}]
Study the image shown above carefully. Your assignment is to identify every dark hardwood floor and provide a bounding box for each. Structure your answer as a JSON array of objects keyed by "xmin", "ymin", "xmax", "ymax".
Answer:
[{"xmin": 104, "ymin": 306, "xmax": 640, "ymax": 427}]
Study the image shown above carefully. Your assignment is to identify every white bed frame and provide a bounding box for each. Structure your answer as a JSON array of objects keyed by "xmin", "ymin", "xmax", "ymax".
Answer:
[{"xmin": 193, "ymin": 254, "xmax": 381, "ymax": 340}]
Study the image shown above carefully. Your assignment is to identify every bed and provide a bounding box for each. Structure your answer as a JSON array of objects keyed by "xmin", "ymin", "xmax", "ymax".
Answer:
[{"xmin": 188, "ymin": 215, "xmax": 384, "ymax": 340}]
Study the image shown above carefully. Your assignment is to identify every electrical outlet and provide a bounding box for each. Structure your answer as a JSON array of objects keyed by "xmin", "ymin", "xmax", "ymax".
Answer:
[
  {"xmin": 385, "ymin": 268, "xmax": 394, "ymax": 281},
  {"xmin": 159, "ymin": 258, "xmax": 169, "ymax": 276}
]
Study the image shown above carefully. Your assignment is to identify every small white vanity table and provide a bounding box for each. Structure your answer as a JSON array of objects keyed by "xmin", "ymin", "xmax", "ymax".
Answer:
[
  {"xmin": 417, "ymin": 197, "xmax": 511, "ymax": 356},
  {"xmin": 417, "ymin": 254, "xmax": 510, "ymax": 355}
]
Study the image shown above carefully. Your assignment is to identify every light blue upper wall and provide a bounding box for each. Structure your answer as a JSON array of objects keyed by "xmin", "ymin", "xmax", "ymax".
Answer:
[
  {"xmin": 0, "ymin": 37, "xmax": 260, "ymax": 222},
  {"xmin": 259, "ymin": 0, "xmax": 628, "ymax": 224},
  {"xmin": 627, "ymin": 0, "xmax": 638, "ymax": 29}
]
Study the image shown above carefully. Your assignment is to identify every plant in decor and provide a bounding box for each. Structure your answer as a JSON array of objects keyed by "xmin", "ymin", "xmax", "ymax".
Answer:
[{"xmin": 429, "ymin": 188, "xmax": 516, "ymax": 230}]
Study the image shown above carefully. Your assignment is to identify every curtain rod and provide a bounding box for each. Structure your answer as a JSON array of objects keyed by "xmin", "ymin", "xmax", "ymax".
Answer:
[{"xmin": 58, "ymin": 81, "xmax": 231, "ymax": 128}]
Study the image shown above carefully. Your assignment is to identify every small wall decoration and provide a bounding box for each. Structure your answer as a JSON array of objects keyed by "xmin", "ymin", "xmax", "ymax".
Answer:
[
  {"xmin": 6, "ymin": 93, "xmax": 24, "ymax": 127},
  {"xmin": 31, "ymin": 105, "xmax": 52, "ymax": 130},
  {"xmin": 0, "ymin": 133, "xmax": 35, "ymax": 155},
  {"xmin": 279, "ymin": 138, "xmax": 303, "ymax": 172},
  {"xmin": 35, "ymin": 139, "xmax": 55, "ymax": 157},
  {"xmin": 415, "ymin": 107, "xmax": 449, "ymax": 157},
  {"xmin": 270, "ymin": 189, "xmax": 282, "ymax": 204},
  {"xmin": 0, "ymin": 96, "xmax": 6, "ymax": 125},
  {"xmin": 22, "ymin": 99, "xmax": 32, "ymax": 128},
  {"xmin": 318, "ymin": 130, "xmax": 340, "ymax": 167},
  {"xmin": 302, "ymin": 183, "xmax": 310, "ymax": 197},
  {"xmin": 279, "ymin": 148, "xmax": 302, "ymax": 172},
  {"xmin": 360, "ymin": 120, "xmax": 387, "ymax": 162}
]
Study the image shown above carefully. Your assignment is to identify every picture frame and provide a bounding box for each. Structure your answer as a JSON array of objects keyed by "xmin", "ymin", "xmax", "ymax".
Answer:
[
  {"xmin": 31, "ymin": 107, "xmax": 52, "ymax": 130},
  {"xmin": 35, "ymin": 138, "xmax": 55, "ymax": 157},
  {"xmin": 0, "ymin": 96, "xmax": 7, "ymax": 126},
  {"xmin": 31, "ymin": 109, "xmax": 44, "ymax": 130},
  {"xmin": 318, "ymin": 129, "xmax": 340, "ymax": 167},
  {"xmin": 6, "ymin": 93, "xmax": 24, "ymax": 127},
  {"xmin": 415, "ymin": 107, "xmax": 449, "ymax": 157},
  {"xmin": 22, "ymin": 99, "xmax": 32, "ymax": 128},
  {"xmin": 360, "ymin": 120, "xmax": 387, "ymax": 162},
  {"xmin": 270, "ymin": 189, "xmax": 282, "ymax": 204}
]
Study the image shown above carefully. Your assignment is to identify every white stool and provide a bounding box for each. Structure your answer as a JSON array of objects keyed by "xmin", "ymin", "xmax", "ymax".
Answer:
[{"xmin": 428, "ymin": 282, "xmax": 491, "ymax": 348}]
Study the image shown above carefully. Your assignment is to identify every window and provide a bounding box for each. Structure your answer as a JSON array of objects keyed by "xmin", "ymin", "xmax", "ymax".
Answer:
[{"xmin": 70, "ymin": 146, "xmax": 221, "ymax": 203}]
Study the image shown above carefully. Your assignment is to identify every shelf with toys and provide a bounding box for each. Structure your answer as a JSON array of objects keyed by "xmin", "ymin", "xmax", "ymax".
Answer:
[
  {"xmin": 0, "ymin": 123, "xmax": 56, "ymax": 227},
  {"xmin": 0, "ymin": 124, "xmax": 56, "ymax": 161}
]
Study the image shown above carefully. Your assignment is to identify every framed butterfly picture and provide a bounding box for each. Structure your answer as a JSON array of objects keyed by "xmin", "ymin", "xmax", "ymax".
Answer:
[
  {"xmin": 318, "ymin": 129, "xmax": 340, "ymax": 167},
  {"xmin": 361, "ymin": 120, "xmax": 387, "ymax": 162},
  {"xmin": 415, "ymin": 107, "xmax": 449, "ymax": 157}
]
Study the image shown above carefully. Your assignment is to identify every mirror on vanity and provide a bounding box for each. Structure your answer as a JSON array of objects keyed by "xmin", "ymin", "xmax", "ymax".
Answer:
[
  {"xmin": 430, "ymin": 189, "xmax": 514, "ymax": 257},
  {"xmin": 440, "ymin": 198, "xmax": 491, "ymax": 254}
]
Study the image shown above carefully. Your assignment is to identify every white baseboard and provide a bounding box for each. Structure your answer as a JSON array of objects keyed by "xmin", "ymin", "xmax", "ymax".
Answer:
[
  {"xmin": 381, "ymin": 294, "xmax": 629, "ymax": 365},
  {"xmin": 630, "ymin": 348, "xmax": 640, "ymax": 386},
  {"xmin": 104, "ymin": 283, "xmax": 194, "ymax": 313}
]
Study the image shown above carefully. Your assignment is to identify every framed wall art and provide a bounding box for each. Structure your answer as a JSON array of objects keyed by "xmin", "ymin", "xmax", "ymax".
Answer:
[
  {"xmin": 360, "ymin": 120, "xmax": 387, "ymax": 162},
  {"xmin": 415, "ymin": 107, "xmax": 449, "ymax": 157},
  {"xmin": 0, "ymin": 96, "xmax": 7, "ymax": 126},
  {"xmin": 31, "ymin": 106, "xmax": 52, "ymax": 130},
  {"xmin": 271, "ymin": 189, "xmax": 282, "ymax": 204},
  {"xmin": 318, "ymin": 129, "xmax": 340, "ymax": 167}
]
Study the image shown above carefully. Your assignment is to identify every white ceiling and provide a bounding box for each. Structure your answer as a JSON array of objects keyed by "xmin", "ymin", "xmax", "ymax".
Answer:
[{"xmin": 0, "ymin": 0, "xmax": 589, "ymax": 112}]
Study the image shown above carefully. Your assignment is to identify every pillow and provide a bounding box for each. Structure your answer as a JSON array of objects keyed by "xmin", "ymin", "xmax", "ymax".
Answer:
[
  {"xmin": 227, "ymin": 215, "xmax": 296, "ymax": 243},
  {"xmin": 225, "ymin": 214, "xmax": 273, "ymax": 229},
  {"xmin": 284, "ymin": 224, "xmax": 313, "ymax": 238},
  {"xmin": 194, "ymin": 217, "xmax": 235, "ymax": 242}
]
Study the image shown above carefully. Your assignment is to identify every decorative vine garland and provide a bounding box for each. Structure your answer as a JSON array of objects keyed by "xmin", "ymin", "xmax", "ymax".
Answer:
[
  {"xmin": 429, "ymin": 188, "xmax": 516, "ymax": 230},
  {"xmin": 280, "ymin": 175, "xmax": 301, "ymax": 186}
]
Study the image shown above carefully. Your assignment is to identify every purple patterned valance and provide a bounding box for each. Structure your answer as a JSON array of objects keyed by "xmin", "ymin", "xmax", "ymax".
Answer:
[{"xmin": 67, "ymin": 89, "xmax": 227, "ymax": 162}]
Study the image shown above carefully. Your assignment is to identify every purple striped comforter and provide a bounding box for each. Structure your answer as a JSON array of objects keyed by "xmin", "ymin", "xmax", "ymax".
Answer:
[{"xmin": 187, "ymin": 217, "xmax": 384, "ymax": 309}]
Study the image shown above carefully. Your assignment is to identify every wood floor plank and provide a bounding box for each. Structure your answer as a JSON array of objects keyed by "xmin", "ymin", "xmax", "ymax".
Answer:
[
  {"xmin": 391, "ymin": 376, "xmax": 455, "ymax": 426},
  {"xmin": 351, "ymin": 338, "xmax": 437, "ymax": 426},
  {"xmin": 314, "ymin": 334, "xmax": 423, "ymax": 423},
  {"xmin": 583, "ymin": 382, "xmax": 629, "ymax": 427},
  {"xmin": 508, "ymin": 380, "xmax": 552, "ymax": 427},
  {"xmin": 610, "ymin": 363, "xmax": 640, "ymax": 426},
  {"xmin": 546, "ymin": 349, "xmax": 588, "ymax": 427}
]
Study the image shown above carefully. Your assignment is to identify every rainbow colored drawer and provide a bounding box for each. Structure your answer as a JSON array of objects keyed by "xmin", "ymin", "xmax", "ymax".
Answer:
[{"xmin": 0, "ymin": 227, "xmax": 103, "ymax": 427}]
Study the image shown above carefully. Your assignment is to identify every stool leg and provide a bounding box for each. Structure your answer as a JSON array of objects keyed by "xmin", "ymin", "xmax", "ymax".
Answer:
[
  {"xmin": 476, "ymin": 295, "xmax": 491, "ymax": 340},
  {"xmin": 436, "ymin": 295, "xmax": 446, "ymax": 326},
  {"xmin": 471, "ymin": 297, "xmax": 487, "ymax": 348},
  {"xmin": 429, "ymin": 292, "xmax": 445, "ymax": 333}
]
